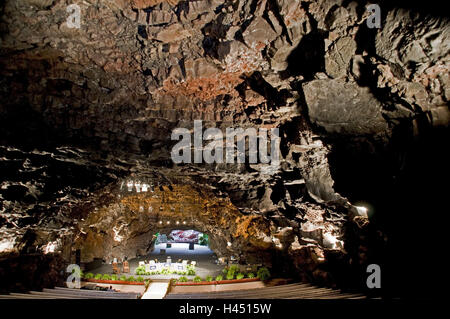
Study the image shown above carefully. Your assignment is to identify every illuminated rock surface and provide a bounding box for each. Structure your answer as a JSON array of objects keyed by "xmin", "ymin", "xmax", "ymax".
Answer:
[{"xmin": 0, "ymin": 0, "xmax": 448, "ymax": 296}]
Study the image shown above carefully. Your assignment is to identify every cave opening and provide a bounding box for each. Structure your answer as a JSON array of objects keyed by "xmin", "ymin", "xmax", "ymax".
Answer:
[{"xmin": 71, "ymin": 178, "xmax": 275, "ymax": 281}]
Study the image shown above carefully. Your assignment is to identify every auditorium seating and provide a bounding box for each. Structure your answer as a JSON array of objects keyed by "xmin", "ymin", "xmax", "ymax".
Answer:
[
  {"xmin": 165, "ymin": 283, "xmax": 366, "ymax": 299},
  {"xmin": 0, "ymin": 287, "xmax": 141, "ymax": 299}
]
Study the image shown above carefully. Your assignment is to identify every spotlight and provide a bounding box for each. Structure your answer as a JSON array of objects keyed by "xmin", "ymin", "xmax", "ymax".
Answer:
[
  {"xmin": 183, "ymin": 221, "xmax": 186, "ymax": 225},
  {"xmin": 176, "ymin": 221, "xmax": 179, "ymax": 225},
  {"xmin": 227, "ymin": 241, "xmax": 232, "ymax": 247},
  {"xmin": 159, "ymin": 221, "xmax": 162, "ymax": 224},
  {"xmin": 167, "ymin": 221, "xmax": 170, "ymax": 224},
  {"xmin": 355, "ymin": 206, "xmax": 368, "ymax": 218}
]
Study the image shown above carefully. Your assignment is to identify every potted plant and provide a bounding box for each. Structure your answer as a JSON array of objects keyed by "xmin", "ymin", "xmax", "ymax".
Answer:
[
  {"xmin": 193, "ymin": 276, "xmax": 202, "ymax": 282},
  {"xmin": 84, "ymin": 273, "xmax": 94, "ymax": 279},
  {"xmin": 257, "ymin": 267, "xmax": 271, "ymax": 281},
  {"xmin": 101, "ymin": 274, "xmax": 111, "ymax": 280},
  {"xmin": 178, "ymin": 276, "xmax": 188, "ymax": 282}
]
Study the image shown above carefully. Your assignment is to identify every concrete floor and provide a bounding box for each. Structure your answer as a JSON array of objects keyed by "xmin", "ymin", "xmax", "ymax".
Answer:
[{"xmin": 89, "ymin": 243, "xmax": 224, "ymax": 279}]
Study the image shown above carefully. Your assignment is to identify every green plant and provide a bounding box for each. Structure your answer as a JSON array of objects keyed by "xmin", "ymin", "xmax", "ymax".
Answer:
[
  {"xmin": 247, "ymin": 273, "xmax": 255, "ymax": 279},
  {"xmin": 222, "ymin": 268, "xmax": 228, "ymax": 275},
  {"xmin": 193, "ymin": 276, "xmax": 202, "ymax": 282},
  {"xmin": 178, "ymin": 276, "xmax": 188, "ymax": 282},
  {"xmin": 199, "ymin": 234, "xmax": 209, "ymax": 246},
  {"xmin": 127, "ymin": 276, "xmax": 135, "ymax": 282},
  {"xmin": 94, "ymin": 274, "xmax": 102, "ymax": 280},
  {"xmin": 257, "ymin": 267, "xmax": 271, "ymax": 281},
  {"xmin": 111, "ymin": 274, "xmax": 118, "ymax": 281},
  {"xmin": 215, "ymin": 275, "xmax": 223, "ymax": 281},
  {"xmin": 228, "ymin": 265, "xmax": 240, "ymax": 276},
  {"xmin": 84, "ymin": 273, "xmax": 94, "ymax": 279},
  {"xmin": 101, "ymin": 274, "xmax": 111, "ymax": 280},
  {"xmin": 186, "ymin": 264, "xmax": 196, "ymax": 276},
  {"xmin": 205, "ymin": 275, "xmax": 213, "ymax": 282},
  {"xmin": 226, "ymin": 273, "xmax": 234, "ymax": 280},
  {"xmin": 120, "ymin": 275, "xmax": 127, "ymax": 281},
  {"xmin": 236, "ymin": 273, "xmax": 244, "ymax": 280},
  {"xmin": 136, "ymin": 276, "xmax": 144, "ymax": 282},
  {"xmin": 135, "ymin": 265, "xmax": 146, "ymax": 275}
]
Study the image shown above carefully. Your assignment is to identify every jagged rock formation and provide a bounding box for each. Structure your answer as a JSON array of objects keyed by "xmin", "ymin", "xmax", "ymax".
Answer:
[{"xmin": 0, "ymin": 0, "xmax": 448, "ymax": 296}]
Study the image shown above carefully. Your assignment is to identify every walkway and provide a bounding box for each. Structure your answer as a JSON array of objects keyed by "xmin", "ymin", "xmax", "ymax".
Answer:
[{"xmin": 142, "ymin": 280, "xmax": 170, "ymax": 299}]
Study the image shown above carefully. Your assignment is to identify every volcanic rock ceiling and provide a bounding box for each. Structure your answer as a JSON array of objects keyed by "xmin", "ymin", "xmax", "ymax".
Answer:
[{"xmin": 0, "ymin": 0, "xmax": 449, "ymax": 295}]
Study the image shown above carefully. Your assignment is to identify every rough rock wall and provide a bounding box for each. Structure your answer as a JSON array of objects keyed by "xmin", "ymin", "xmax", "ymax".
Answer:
[{"xmin": 0, "ymin": 0, "xmax": 448, "ymax": 294}]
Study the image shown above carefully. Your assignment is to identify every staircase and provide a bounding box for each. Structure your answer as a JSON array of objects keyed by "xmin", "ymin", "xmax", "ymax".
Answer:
[{"xmin": 142, "ymin": 280, "xmax": 170, "ymax": 299}]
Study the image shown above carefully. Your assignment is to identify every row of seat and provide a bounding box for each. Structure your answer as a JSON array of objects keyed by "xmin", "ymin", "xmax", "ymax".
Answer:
[
  {"xmin": 165, "ymin": 283, "xmax": 366, "ymax": 299},
  {"xmin": 0, "ymin": 287, "xmax": 140, "ymax": 299}
]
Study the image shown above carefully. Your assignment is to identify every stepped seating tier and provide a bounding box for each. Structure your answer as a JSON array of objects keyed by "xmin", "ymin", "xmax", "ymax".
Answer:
[
  {"xmin": 0, "ymin": 287, "xmax": 140, "ymax": 299},
  {"xmin": 165, "ymin": 283, "xmax": 365, "ymax": 299}
]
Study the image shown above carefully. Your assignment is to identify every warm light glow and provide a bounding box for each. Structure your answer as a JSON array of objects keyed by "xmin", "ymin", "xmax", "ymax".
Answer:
[
  {"xmin": 355, "ymin": 206, "xmax": 368, "ymax": 217},
  {"xmin": 159, "ymin": 221, "xmax": 162, "ymax": 224},
  {"xmin": 113, "ymin": 227, "xmax": 123, "ymax": 242},
  {"xmin": 176, "ymin": 221, "xmax": 179, "ymax": 225},
  {"xmin": 227, "ymin": 241, "xmax": 232, "ymax": 247},
  {"xmin": 167, "ymin": 221, "xmax": 170, "ymax": 224},
  {"xmin": 323, "ymin": 232, "xmax": 343, "ymax": 249},
  {"xmin": 0, "ymin": 238, "xmax": 15, "ymax": 253},
  {"xmin": 183, "ymin": 221, "xmax": 186, "ymax": 225},
  {"xmin": 43, "ymin": 241, "xmax": 58, "ymax": 254}
]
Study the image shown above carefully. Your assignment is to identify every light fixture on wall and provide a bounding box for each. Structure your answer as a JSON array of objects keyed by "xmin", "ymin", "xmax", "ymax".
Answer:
[
  {"xmin": 355, "ymin": 206, "xmax": 368, "ymax": 218},
  {"xmin": 167, "ymin": 221, "xmax": 170, "ymax": 225},
  {"xmin": 159, "ymin": 221, "xmax": 162, "ymax": 224},
  {"xmin": 176, "ymin": 221, "xmax": 179, "ymax": 225}
]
